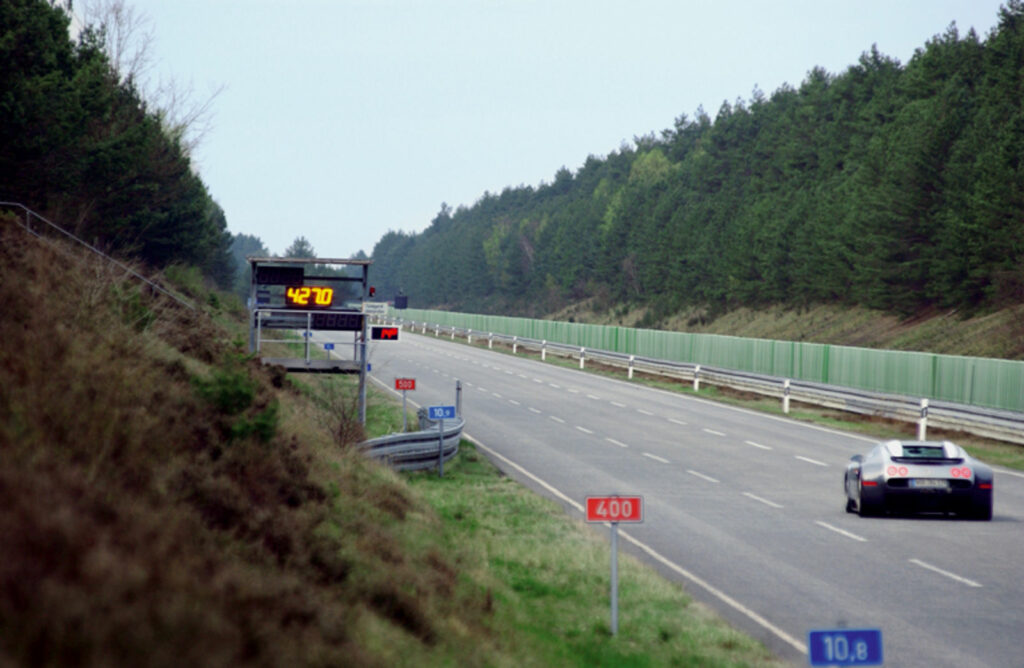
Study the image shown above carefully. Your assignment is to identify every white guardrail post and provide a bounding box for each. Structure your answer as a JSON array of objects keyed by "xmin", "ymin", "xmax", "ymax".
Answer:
[
  {"xmin": 542, "ymin": 341, "xmax": 547, "ymax": 361},
  {"xmin": 580, "ymin": 347, "xmax": 586, "ymax": 369},
  {"xmin": 467, "ymin": 329, "xmax": 472, "ymax": 344},
  {"xmin": 396, "ymin": 316, "xmax": 1024, "ymax": 445}
]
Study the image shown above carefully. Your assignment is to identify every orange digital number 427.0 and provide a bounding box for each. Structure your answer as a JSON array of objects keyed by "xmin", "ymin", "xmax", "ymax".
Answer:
[{"xmin": 286, "ymin": 286, "xmax": 333, "ymax": 307}]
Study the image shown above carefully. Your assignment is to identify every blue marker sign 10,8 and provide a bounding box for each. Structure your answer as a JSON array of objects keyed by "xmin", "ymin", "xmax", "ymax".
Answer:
[{"xmin": 808, "ymin": 628, "xmax": 882, "ymax": 666}]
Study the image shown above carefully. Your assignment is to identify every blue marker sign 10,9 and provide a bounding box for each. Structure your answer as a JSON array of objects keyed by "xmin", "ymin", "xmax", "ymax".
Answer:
[
  {"xmin": 808, "ymin": 628, "xmax": 882, "ymax": 666},
  {"xmin": 428, "ymin": 405, "xmax": 456, "ymax": 420}
]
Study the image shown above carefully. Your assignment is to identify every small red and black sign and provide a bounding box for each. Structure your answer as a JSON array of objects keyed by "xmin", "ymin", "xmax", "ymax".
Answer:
[{"xmin": 371, "ymin": 326, "xmax": 399, "ymax": 340}]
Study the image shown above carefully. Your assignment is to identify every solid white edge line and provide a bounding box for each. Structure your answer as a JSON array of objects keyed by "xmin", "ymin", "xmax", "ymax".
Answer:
[
  {"xmin": 462, "ymin": 433, "xmax": 584, "ymax": 512},
  {"xmin": 372, "ymin": 362, "xmax": 806, "ymax": 653},
  {"xmin": 795, "ymin": 455, "xmax": 828, "ymax": 467},
  {"xmin": 908, "ymin": 559, "xmax": 983, "ymax": 587},
  {"xmin": 461, "ymin": 432, "xmax": 807, "ymax": 656},
  {"xmin": 814, "ymin": 521, "xmax": 867, "ymax": 542},
  {"xmin": 643, "ymin": 452, "xmax": 670, "ymax": 464},
  {"xmin": 686, "ymin": 469, "xmax": 720, "ymax": 483}
]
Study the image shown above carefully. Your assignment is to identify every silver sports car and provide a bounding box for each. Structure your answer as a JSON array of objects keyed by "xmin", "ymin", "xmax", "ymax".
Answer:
[{"xmin": 844, "ymin": 440, "xmax": 993, "ymax": 520}]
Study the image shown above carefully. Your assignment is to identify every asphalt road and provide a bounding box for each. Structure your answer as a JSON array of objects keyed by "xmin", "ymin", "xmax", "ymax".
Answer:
[{"xmin": 353, "ymin": 330, "xmax": 1024, "ymax": 667}]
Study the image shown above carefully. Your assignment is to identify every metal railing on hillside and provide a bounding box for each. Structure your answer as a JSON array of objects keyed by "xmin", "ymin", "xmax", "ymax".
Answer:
[{"xmin": 1, "ymin": 201, "xmax": 195, "ymax": 310}]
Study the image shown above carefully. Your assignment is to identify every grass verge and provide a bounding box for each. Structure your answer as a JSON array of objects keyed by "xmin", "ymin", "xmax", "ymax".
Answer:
[{"xmin": 404, "ymin": 438, "xmax": 786, "ymax": 667}]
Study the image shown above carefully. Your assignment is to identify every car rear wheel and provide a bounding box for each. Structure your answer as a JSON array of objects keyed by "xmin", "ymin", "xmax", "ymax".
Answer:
[
  {"xmin": 971, "ymin": 496, "xmax": 993, "ymax": 521},
  {"xmin": 858, "ymin": 501, "xmax": 879, "ymax": 517},
  {"xmin": 857, "ymin": 481, "xmax": 881, "ymax": 517}
]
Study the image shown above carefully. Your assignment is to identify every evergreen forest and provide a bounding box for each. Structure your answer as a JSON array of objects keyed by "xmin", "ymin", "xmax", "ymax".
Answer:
[
  {"xmin": 371, "ymin": 2, "xmax": 1024, "ymax": 323},
  {"xmin": 0, "ymin": 0, "xmax": 234, "ymax": 287}
]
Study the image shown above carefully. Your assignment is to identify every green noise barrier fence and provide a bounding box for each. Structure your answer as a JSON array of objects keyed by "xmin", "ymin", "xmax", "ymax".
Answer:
[{"xmin": 400, "ymin": 308, "xmax": 1024, "ymax": 414}]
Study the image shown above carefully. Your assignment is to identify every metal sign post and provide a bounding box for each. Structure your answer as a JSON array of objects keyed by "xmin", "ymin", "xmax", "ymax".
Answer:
[
  {"xmin": 585, "ymin": 495, "xmax": 644, "ymax": 635},
  {"xmin": 395, "ymin": 378, "xmax": 416, "ymax": 431},
  {"xmin": 428, "ymin": 405, "xmax": 456, "ymax": 477}
]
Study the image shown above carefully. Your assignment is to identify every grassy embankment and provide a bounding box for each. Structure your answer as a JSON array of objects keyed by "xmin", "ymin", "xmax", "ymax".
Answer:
[
  {"xmin": 553, "ymin": 299, "xmax": 1024, "ymax": 361},
  {"xmin": 0, "ymin": 217, "xmax": 785, "ymax": 666}
]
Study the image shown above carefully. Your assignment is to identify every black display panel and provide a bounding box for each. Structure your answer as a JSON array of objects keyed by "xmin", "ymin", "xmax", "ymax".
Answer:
[
  {"xmin": 311, "ymin": 311, "xmax": 365, "ymax": 331},
  {"xmin": 255, "ymin": 265, "xmax": 304, "ymax": 286}
]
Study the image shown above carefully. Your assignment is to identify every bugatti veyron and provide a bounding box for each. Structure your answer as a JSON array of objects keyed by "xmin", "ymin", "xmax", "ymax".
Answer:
[{"xmin": 844, "ymin": 440, "xmax": 993, "ymax": 520}]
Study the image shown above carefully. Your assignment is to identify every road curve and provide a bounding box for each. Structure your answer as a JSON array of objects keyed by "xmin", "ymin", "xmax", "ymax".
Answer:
[{"xmin": 357, "ymin": 331, "xmax": 1024, "ymax": 667}]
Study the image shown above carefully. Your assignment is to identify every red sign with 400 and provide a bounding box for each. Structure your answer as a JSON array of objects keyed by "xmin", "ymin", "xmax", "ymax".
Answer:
[{"xmin": 585, "ymin": 495, "xmax": 644, "ymax": 523}]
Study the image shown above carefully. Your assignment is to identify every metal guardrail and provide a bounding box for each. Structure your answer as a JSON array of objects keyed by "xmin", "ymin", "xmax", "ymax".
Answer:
[
  {"xmin": 390, "ymin": 318, "xmax": 1024, "ymax": 445},
  {"xmin": 359, "ymin": 411, "xmax": 464, "ymax": 471}
]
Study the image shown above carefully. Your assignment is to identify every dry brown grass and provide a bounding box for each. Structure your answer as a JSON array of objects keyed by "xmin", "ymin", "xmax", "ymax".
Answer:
[{"xmin": 0, "ymin": 219, "xmax": 495, "ymax": 666}]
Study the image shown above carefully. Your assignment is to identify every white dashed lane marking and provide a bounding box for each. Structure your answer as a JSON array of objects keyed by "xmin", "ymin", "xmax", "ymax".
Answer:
[
  {"xmin": 687, "ymin": 469, "xmax": 720, "ymax": 483},
  {"xmin": 743, "ymin": 492, "xmax": 783, "ymax": 509}
]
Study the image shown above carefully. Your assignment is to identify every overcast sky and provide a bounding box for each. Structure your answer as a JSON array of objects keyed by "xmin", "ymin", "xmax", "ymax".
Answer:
[{"xmin": 107, "ymin": 1, "xmax": 1008, "ymax": 258}]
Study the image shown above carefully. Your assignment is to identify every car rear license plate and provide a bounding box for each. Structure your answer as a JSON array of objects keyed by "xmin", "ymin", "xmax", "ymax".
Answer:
[{"xmin": 911, "ymin": 478, "xmax": 949, "ymax": 489}]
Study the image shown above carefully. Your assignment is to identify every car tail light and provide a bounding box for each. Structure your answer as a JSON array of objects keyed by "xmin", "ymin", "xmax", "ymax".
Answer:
[
  {"xmin": 887, "ymin": 465, "xmax": 908, "ymax": 477},
  {"xmin": 863, "ymin": 481, "xmax": 879, "ymax": 487},
  {"xmin": 898, "ymin": 466, "xmax": 908, "ymax": 476},
  {"xmin": 951, "ymin": 467, "xmax": 972, "ymax": 478},
  {"xmin": 979, "ymin": 483, "xmax": 993, "ymax": 490}
]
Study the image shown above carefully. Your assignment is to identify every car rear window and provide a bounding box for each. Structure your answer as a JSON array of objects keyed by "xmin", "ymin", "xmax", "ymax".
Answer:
[
  {"xmin": 900, "ymin": 445, "xmax": 947, "ymax": 458},
  {"xmin": 891, "ymin": 445, "xmax": 965, "ymax": 466}
]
